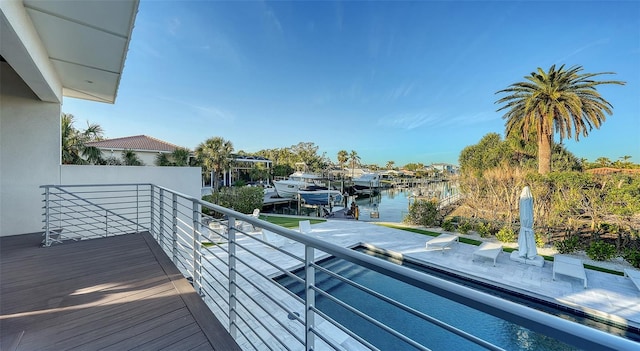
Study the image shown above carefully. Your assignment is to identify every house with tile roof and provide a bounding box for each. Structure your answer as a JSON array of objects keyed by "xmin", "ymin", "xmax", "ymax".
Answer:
[{"xmin": 86, "ymin": 135, "xmax": 190, "ymax": 166}]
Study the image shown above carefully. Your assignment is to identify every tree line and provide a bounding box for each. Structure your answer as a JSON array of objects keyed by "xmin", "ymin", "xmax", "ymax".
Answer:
[{"xmin": 62, "ymin": 114, "xmax": 446, "ymax": 188}]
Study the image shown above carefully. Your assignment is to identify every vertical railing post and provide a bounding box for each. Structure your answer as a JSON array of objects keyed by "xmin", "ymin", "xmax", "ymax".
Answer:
[
  {"xmin": 150, "ymin": 185, "xmax": 156, "ymax": 237},
  {"xmin": 136, "ymin": 184, "xmax": 140, "ymax": 233},
  {"xmin": 44, "ymin": 186, "xmax": 50, "ymax": 247},
  {"xmin": 228, "ymin": 216, "xmax": 237, "ymax": 338},
  {"xmin": 158, "ymin": 188, "xmax": 165, "ymax": 248},
  {"xmin": 192, "ymin": 201, "xmax": 202, "ymax": 295},
  {"xmin": 305, "ymin": 245, "xmax": 316, "ymax": 350},
  {"xmin": 172, "ymin": 193, "xmax": 178, "ymax": 265},
  {"xmin": 105, "ymin": 210, "xmax": 109, "ymax": 237}
]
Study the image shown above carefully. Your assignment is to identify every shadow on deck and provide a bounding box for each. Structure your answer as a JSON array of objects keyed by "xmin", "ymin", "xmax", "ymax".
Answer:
[{"xmin": 0, "ymin": 232, "xmax": 240, "ymax": 351}]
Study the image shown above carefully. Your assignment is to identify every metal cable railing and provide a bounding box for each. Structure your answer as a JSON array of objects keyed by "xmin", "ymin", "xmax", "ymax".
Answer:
[
  {"xmin": 41, "ymin": 184, "xmax": 150, "ymax": 246},
  {"xmin": 42, "ymin": 183, "xmax": 638, "ymax": 351}
]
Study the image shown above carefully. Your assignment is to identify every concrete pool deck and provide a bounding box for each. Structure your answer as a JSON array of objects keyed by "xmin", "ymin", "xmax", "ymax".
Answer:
[{"xmin": 289, "ymin": 219, "xmax": 640, "ymax": 330}]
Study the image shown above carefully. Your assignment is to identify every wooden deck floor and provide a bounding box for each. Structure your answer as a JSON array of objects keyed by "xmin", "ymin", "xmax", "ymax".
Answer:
[{"xmin": 0, "ymin": 232, "xmax": 240, "ymax": 351}]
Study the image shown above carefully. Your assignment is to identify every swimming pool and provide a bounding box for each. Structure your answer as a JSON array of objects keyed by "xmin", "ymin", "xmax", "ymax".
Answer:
[{"xmin": 276, "ymin": 246, "xmax": 639, "ymax": 350}]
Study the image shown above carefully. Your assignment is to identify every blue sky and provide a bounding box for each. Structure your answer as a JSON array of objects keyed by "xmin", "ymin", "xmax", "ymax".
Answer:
[{"xmin": 63, "ymin": 0, "xmax": 640, "ymax": 166}]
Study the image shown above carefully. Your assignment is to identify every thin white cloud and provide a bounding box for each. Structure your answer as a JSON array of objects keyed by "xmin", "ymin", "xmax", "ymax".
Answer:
[
  {"xmin": 556, "ymin": 38, "xmax": 610, "ymax": 63},
  {"xmin": 264, "ymin": 8, "xmax": 283, "ymax": 33},
  {"xmin": 136, "ymin": 42, "xmax": 162, "ymax": 59},
  {"xmin": 157, "ymin": 97, "xmax": 235, "ymax": 122},
  {"xmin": 379, "ymin": 110, "xmax": 498, "ymax": 130},
  {"xmin": 378, "ymin": 112, "xmax": 438, "ymax": 130},
  {"xmin": 167, "ymin": 17, "xmax": 181, "ymax": 36},
  {"xmin": 386, "ymin": 82, "xmax": 415, "ymax": 101},
  {"xmin": 311, "ymin": 92, "xmax": 334, "ymax": 106},
  {"xmin": 200, "ymin": 31, "xmax": 244, "ymax": 67},
  {"xmin": 445, "ymin": 111, "xmax": 500, "ymax": 127}
]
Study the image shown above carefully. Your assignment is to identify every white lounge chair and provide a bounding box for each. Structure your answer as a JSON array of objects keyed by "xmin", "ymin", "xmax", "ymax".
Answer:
[
  {"xmin": 472, "ymin": 242, "xmax": 503, "ymax": 266},
  {"xmin": 552, "ymin": 255, "xmax": 587, "ymax": 288},
  {"xmin": 235, "ymin": 221, "xmax": 254, "ymax": 233},
  {"xmin": 624, "ymin": 268, "xmax": 640, "ymax": 291},
  {"xmin": 299, "ymin": 220, "xmax": 312, "ymax": 234},
  {"xmin": 425, "ymin": 234, "xmax": 459, "ymax": 254},
  {"xmin": 208, "ymin": 221, "xmax": 228, "ymax": 240},
  {"xmin": 249, "ymin": 208, "xmax": 261, "ymax": 230},
  {"xmin": 261, "ymin": 229, "xmax": 285, "ymax": 248}
]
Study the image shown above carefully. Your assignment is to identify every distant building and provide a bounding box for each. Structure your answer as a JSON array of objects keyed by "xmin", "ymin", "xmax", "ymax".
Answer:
[
  {"xmin": 86, "ymin": 135, "xmax": 188, "ymax": 166},
  {"xmin": 431, "ymin": 163, "xmax": 459, "ymax": 175}
]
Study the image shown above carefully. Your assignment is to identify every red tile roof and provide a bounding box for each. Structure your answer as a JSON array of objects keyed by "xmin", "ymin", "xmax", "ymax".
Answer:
[
  {"xmin": 85, "ymin": 135, "xmax": 186, "ymax": 152},
  {"xmin": 585, "ymin": 167, "xmax": 640, "ymax": 175}
]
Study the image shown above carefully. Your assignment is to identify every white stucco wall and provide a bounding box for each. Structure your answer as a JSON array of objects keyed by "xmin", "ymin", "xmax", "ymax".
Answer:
[
  {"xmin": 1, "ymin": 61, "xmax": 62, "ymax": 237},
  {"xmin": 59, "ymin": 165, "xmax": 201, "ymax": 200}
]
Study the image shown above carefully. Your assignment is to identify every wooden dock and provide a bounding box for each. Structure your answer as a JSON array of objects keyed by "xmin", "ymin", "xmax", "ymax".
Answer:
[{"xmin": 0, "ymin": 232, "xmax": 240, "ymax": 351}]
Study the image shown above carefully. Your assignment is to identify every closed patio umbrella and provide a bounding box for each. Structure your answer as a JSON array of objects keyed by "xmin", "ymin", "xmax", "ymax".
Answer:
[{"xmin": 518, "ymin": 186, "xmax": 537, "ymax": 259}]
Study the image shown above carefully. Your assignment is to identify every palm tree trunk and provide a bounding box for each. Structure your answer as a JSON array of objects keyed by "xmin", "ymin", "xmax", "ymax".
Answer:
[
  {"xmin": 213, "ymin": 171, "xmax": 219, "ymax": 190},
  {"xmin": 538, "ymin": 132, "xmax": 552, "ymax": 174}
]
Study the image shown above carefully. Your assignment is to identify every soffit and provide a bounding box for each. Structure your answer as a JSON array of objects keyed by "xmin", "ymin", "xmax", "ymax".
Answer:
[{"xmin": 22, "ymin": 0, "xmax": 138, "ymax": 104}]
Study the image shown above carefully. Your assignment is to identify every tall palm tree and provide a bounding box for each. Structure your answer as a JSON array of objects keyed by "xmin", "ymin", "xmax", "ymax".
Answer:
[
  {"xmin": 337, "ymin": 150, "xmax": 348, "ymax": 178},
  {"xmin": 337, "ymin": 150, "xmax": 348, "ymax": 169},
  {"xmin": 155, "ymin": 148, "xmax": 192, "ymax": 166},
  {"xmin": 348, "ymin": 150, "xmax": 361, "ymax": 178},
  {"xmin": 195, "ymin": 137, "xmax": 234, "ymax": 189},
  {"xmin": 618, "ymin": 155, "xmax": 633, "ymax": 168},
  {"xmin": 171, "ymin": 148, "xmax": 191, "ymax": 166},
  {"xmin": 61, "ymin": 113, "xmax": 104, "ymax": 164},
  {"xmin": 496, "ymin": 65, "xmax": 624, "ymax": 174},
  {"xmin": 595, "ymin": 157, "xmax": 612, "ymax": 168},
  {"xmin": 386, "ymin": 160, "xmax": 395, "ymax": 170},
  {"xmin": 155, "ymin": 153, "xmax": 172, "ymax": 166},
  {"xmin": 122, "ymin": 149, "xmax": 143, "ymax": 166}
]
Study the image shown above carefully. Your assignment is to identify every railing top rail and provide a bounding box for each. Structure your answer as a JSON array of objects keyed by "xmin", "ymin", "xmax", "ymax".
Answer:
[{"xmin": 41, "ymin": 183, "xmax": 153, "ymax": 189}]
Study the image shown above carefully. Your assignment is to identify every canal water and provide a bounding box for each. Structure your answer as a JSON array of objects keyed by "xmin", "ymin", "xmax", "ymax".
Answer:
[{"xmin": 354, "ymin": 181, "xmax": 458, "ymax": 223}]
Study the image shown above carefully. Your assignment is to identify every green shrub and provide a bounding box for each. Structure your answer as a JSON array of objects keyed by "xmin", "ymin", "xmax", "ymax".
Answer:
[
  {"xmin": 623, "ymin": 248, "xmax": 640, "ymax": 269},
  {"xmin": 442, "ymin": 219, "xmax": 455, "ymax": 232},
  {"xmin": 586, "ymin": 240, "xmax": 617, "ymax": 261},
  {"xmin": 475, "ymin": 221, "xmax": 493, "ymax": 238},
  {"xmin": 496, "ymin": 226, "xmax": 516, "ymax": 243},
  {"xmin": 404, "ymin": 199, "xmax": 439, "ymax": 227},
  {"xmin": 202, "ymin": 186, "xmax": 264, "ymax": 216},
  {"xmin": 555, "ymin": 235, "xmax": 581, "ymax": 254},
  {"xmin": 458, "ymin": 220, "xmax": 472, "ymax": 234},
  {"xmin": 535, "ymin": 232, "xmax": 545, "ymax": 248}
]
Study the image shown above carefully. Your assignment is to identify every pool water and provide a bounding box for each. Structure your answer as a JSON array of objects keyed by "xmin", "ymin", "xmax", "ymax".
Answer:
[{"xmin": 278, "ymin": 254, "xmax": 581, "ymax": 350}]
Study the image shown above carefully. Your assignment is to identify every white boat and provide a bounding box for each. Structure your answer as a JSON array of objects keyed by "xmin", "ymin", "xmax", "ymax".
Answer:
[
  {"xmin": 352, "ymin": 172, "xmax": 381, "ymax": 194},
  {"xmin": 298, "ymin": 188, "xmax": 343, "ymax": 206},
  {"xmin": 273, "ymin": 164, "xmax": 322, "ymax": 198}
]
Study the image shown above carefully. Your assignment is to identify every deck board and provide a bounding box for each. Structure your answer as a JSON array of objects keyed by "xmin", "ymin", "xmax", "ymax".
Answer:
[{"xmin": 0, "ymin": 232, "xmax": 241, "ymax": 351}]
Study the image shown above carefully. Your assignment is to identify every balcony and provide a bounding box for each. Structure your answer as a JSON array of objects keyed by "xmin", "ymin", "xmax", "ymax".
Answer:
[
  {"xmin": 0, "ymin": 231, "xmax": 239, "ymax": 350},
  {"xmin": 2, "ymin": 183, "xmax": 638, "ymax": 350}
]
